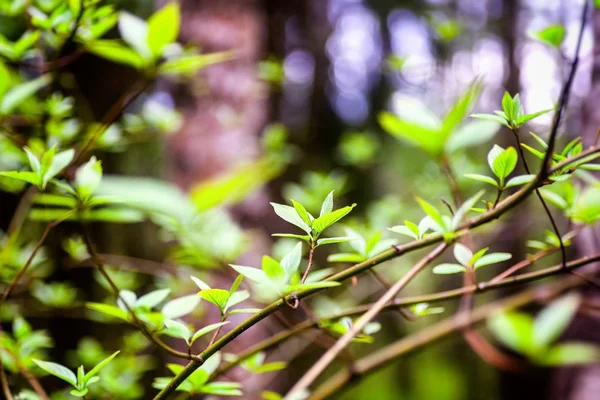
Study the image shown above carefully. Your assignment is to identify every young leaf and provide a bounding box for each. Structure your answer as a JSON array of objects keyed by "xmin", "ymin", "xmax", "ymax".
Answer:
[
  {"xmin": 473, "ymin": 252, "xmax": 512, "ymax": 269},
  {"xmin": 291, "ymin": 200, "xmax": 312, "ymax": 226},
  {"xmin": 491, "ymin": 146, "xmax": 518, "ymax": 183},
  {"xmin": 432, "ymin": 263, "xmax": 465, "ymax": 274},
  {"xmin": 158, "ymin": 52, "xmax": 233, "ymax": 76},
  {"xmin": 190, "ymin": 276, "xmax": 211, "ymax": 291},
  {"xmin": 388, "ymin": 225, "xmax": 418, "ymax": 239},
  {"xmin": 83, "ymin": 350, "xmax": 120, "ymax": 385},
  {"xmin": 164, "ymin": 319, "xmax": 191, "ymax": 343},
  {"xmin": 311, "ymin": 204, "xmax": 356, "ymax": 236},
  {"xmin": 87, "ymin": 40, "xmax": 146, "ymax": 68},
  {"xmin": 199, "ymin": 289, "xmax": 230, "ymax": 312},
  {"xmin": 505, "ymin": 174, "xmax": 535, "ymax": 188},
  {"xmin": 75, "ymin": 157, "xmax": 102, "ymax": 199},
  {"xmin": 118, "ymin": 12, "xmax": 151, "ymax": 59},
  {"xmin": 416, "ymin": 198, "xmax": 445, "ymax": 232},
  {"xmin": 538, "ymin": 342, "xmax": 599, "ymax": 366},
  {"xmin": 280, "ymin": 242, "xmax": 302, "ymax": 278},
  {"xmin": 262, "ymin": 256, "xmax": 286, "ymax": 284},
  {"xmin": 320, "ymin": 191, "xmax": 334, "ymax": 217},
  {"xmin": 451, "ymin": 190, "xmax": 484, "ymax": 229},
  {"xmin": 0, "ymin": 74, "xmax": 51, "ymax": 114},
  {"xmin": 33, "ymin": 359, "xmax": 77, "ymax": 387},
  {"xmin": 225, "ymin": 290, "xmax": 250, "ymax": 311},
  {"xmin": 533, "ymin": 294, "xmax": 580, "ymax": 348},
  {"xmin": 270, "ymin": 203, "xmax": 311, "ymax": 234},
  {"xmin": 136, "ymin": 288, "xmax": 171, "ymax": 309},
  {"xmin": 316, "ymin": 237, "xmax": 355, "ymax": 246},
  {"xmin": 161, "ymin": 295, "xmax": 201, "ymax": 319},
  {"xmin": 488, "ymin": 311, "xmax": 534, "ymax": 354},
  {"xmin": 230, "ymin": 265, "xmax": 270, "ymax": 284},
  {"xmin": 531, "ymin": 24, "xmax": 565, "ymax": 48},
  {"xmin": 453, "ymin": 243, "xmax": 473, "ymax": 266},
  {"xmin": 464, "ymin": 173, "xmax": 498, "ymax": 187},
  {"xmin": 191, "ymin": 322, "xmax": 230, "ymax": 344},
  {"xmin": 147, "ymin": 2, "xmax": 180, "ymax": 57}
]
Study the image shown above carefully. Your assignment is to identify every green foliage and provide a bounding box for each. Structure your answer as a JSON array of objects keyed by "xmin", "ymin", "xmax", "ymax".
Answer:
[
  {"xmin": 328, "ymin": 227, "xmax": 397, "ymax": 263},
  {"xmin": 380, "ymin": 81, "xmax": 499, "ymax": 158},
  {"xmin": 320, "ymin": 317, "xmax": 382, "ymax": 344},
  {"xmin": 432, "ymin": 243, "xmax": 512, "ymax": 275},
  {"xmin": 33, "ymin": 351, "xmax": 119, "ymax": 397},
  {"xmin": 531, "ymin": 25, "xmax": 566, "ymax": 48},
  {"xmin": 472, "ymin": 92, "xmax": 552, "ymax": 129},
  {"xmin": 488, "ymin": 294, "xmax": 600, "ymax": 365}
]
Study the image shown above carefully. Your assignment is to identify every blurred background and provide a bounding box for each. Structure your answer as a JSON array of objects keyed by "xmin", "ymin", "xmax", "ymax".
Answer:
[{"xmin": 2, "ymin": 0, "xmax": 600, "ymax": 399}]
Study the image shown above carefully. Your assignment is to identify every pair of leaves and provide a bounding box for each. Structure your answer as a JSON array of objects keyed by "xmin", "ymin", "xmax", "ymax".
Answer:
[
  {"xmin": 33, "ymin": 351, "xmax": 119, "ymax": 397},
  {"xmin": 465, "ymin": 145, "xmax": 533, "ymax": 190},
  {"xmin": 231, "ymin": 242, "xmax": 340, "ymax": 298},
  {"xmin": 0, "ymin": 146, "xmax": 73, "ymax": 190},
  {"xmin": 416, "ymin": 190, "xmax": 483, "ymax": 235},
  {"xmin": 488, "ymin": 294, "xmax": 599, "ymax": 365},
  {"xmin": 389, "ymin": 216, "xmax": 432, "ymax": 241},
  {"xmin": 190, "ymin": 275, "xmax": 258, "ymax": 316},
  {"xmin": 320, "ymin": 317, "xmax": 381, "ymax": 344},
  {"xmin": 153, "ymin": 352, "xmax": 242, "ymax": 396},
  {"xmin": 432, "ymin": 243, "xmax": 512, "ymax": 275},
  {"xmin": 271, "ymin": 191, "xmax": 356, "ymax": 243}
]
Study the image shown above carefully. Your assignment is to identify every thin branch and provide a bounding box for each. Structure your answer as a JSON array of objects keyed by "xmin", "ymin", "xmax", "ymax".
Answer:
[
  {"xmin": 213, "ymin": 253, "xmax": 600, "ymax": 380},
  {"xmin": 308, "ymin": 274, "xmax": 583, "ymax": 400},
  {"xmin": 80, "ymin": 227, "xmax": 201, "ymax": 362},
  {"xmin": 286, "ymin": 243, "xmax": 448, "ymax": 398},
  {"xmin": 20, "ymin": 365, "xmax": 49, "ymax": 400}
]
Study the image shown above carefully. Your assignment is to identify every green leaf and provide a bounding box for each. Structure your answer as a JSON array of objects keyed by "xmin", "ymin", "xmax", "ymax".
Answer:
[
  {"xmin": 320, "ymin": 191, "xmax": 334, "ymax": 217},
  {"xmin": 291, "ymin": 200, "xmax": 312, "ymax": 226},
  {"xmin": 464, "ymin": 173, "xmax": 499, "ymax": 187},
  {"xmin": 161, "ymin": 295, "xmax": 200, "ymax": 319},
  {"xmin": 473, "ymin": 252, "xmax": 512, "ymax": 269},
  {"xmin": 517, "ymin": 109, "xmax": 553, "ymax": 125},
  {"xmin": 43, "ymin": 149, "xmax": 75, "ymax": 188},
  {"xmin": 533, "ymin": 294, "xmax": 580, "ymax": 348},
  {"xmin": 311, "ymin": 204, "xmax": 356, "ymax": 236},
  {"xmin": 158, "ymin": 52, "xmax": 233, "ymax": 76},
  {"xmin": 13, "ymin": 316, "xmax": 31, "ymax": 339},
  {"xmin": 87, "ymin": 40, "xmax": 146, "ymax": 68},
  {"xmin": 86, "ymin": 303, "xmax": 129, "ymax": 322},
  {"xmin": 70, "ymin": 387, "xmax": 89, "ymax": 397},
  {"xmin": 33, "ymin": 193, "xmax": 77, "ymax": 208},
  {"xmin": 75, "ymin": 156, "xmax": 102, "ymax": 199},
  {"xmin": 230, "ymin": 265, "xmax": 269, "ymax": 284},
  {"xmin": 83, "ymin": 350, "xmax": 120, "ymax": 385},
  {"xmin": 0, "ymin": 74, "xmax": 51, "ymax": 114},
  {"xmin": 441, "ymin": 81, "xmax": 481, "ymax": 138},
  {"xmin": 505, "ymin": 174, "xmax": 535, "ymax": 188},
  {"xmin": 539, "ymin": 189, "xmax": 569, "ymax": 210},
  {"xmin": 521, "ymin": 143, "xmax": 545, "ymax": 160},
  {"xmin": 378, "ymin": 111, "xmax": 444, "ymax": 156},
  {"xmin": 118, "ymin": 12, "xmax": 151, "ymax": 59},
  {"xmin": 191, "ymin": 322, "xmax": 230, "ymax": 344},
  {"xmin": 416, "ymin": 197, "xmax": 445, "ymax": 231},
  {"xmin": 451, "ymin": 190, "xmax": 484, "ymax": 229},
  {"xmin": 225, "ymin": 290, "xmax": 249, "ymax": 312},
  {"xmin": 164, "ymin": 319, "xmax": 191, "ymax": 343},
  {"xmin": 33, "ymin": 359, "xmax": 77, "ymax": 387},
  {"xmin": 191, "ymin": 276, "xmax": 211, "ymax": 290},
  {"xmin": 147, "ymin": 2, "xmax": 180, "ymax": 57},
  {"xmin": 316, "ymin": 236, "xmax": 356, "ymax": 246},
  {"xmin": 0, "ymin": 171, "xmax": 40, "ymax": 186},
  {"xmin": 262, "ymin": 256, "xmax": 285, "ymax": 284},
  {"xmin": 432, "ymin": 263, "xmax": 465, "ymax": 274},
  {"xmin": 538, "ymin": 342, "xmax": 599, "ymax": 366},
  {"xmin": 199, "ymin": 289, "xmax": 230, "ymax": 311},
  {"xmin": 136, "ymin": 289, "xmax": 171, "ymax": 309},
  {"xmin": 470, "ymin": 113, "xmax": 509, "ymax": 126},
  {"xmin": 253, "ymin": 361, "xmax": 287, "ymax": 374},
  {"xmin": 570, "ymin": 186, "xmax": 600, "ymax": 224},
  {"xmin": 488, "ymin": 311, "xmax": 534, "ymax": 354},
  {"xmin": 531, "ymin": 24, "xmax": 565, "ymax": 48},
  {"xmin": 491, "ymin": 146, "xmax": 518, "ymax": 183},
  {"xmin": 280, "ymin": 242, "xmax": 302, "ymax": 278},
  {"xmin": 270, "ymin": 203, "xmax": 311, "ymax": 234},
  {"xmin": 388, "ymin": 225, "xmax": 418, "ymax": 239}
]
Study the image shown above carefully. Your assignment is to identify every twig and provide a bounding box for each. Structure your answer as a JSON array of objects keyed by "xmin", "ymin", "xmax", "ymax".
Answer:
[
  {"xmin": 308, "ymin": 274, "xmax": 581, "ymax": 400},
  {"xmin": 20, "ymin": 365, "xmax": 49, "ymax": 400},
  {"xmin": 286, "ymin": 243, "xmax": 448, "ymax": 398}
]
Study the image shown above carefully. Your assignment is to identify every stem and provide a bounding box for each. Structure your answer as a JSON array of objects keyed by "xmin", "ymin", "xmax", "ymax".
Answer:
[
  {"xmin": 440, "ymin": 155, "xmax": 462, "ymax": 207},
  {"xmin": 20, "ymin": 365, "xmax": 49, "ymax": 400},
  {"xmin": 80, "ymin": 227, "xmax": 200, "ymax": 362},
  {"xmin": 286, "ymin": 243, "xmax": 448, "ymax": 398},
  {"xmin": 7, "ymin": 186, "xmax": 37, "ymax": 238},
  {"xmin": 1, "ymin": 220, "xmax": 60, "ymax": 305},
  {"xmin": 214, "ymin": 252, "xmax": 600, "ymax": 380},
  {"xmin": 301, "ymin": 246, "xmax": 316, "ymax": 284},
  {"xmin": 207, "ymin": 316, "xmax": 226, "ymax": 348},
  {"xmin": 308, "ymin": 275, "xmax": 581, "ymax": 400}
]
